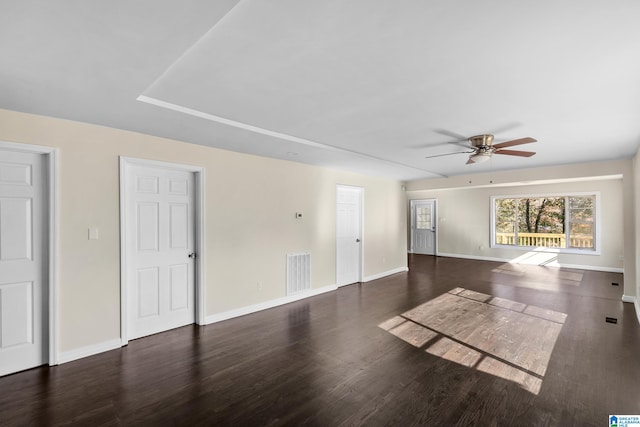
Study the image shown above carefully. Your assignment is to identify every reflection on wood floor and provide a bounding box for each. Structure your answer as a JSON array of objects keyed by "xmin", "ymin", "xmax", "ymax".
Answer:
[
  {"xmin": 1, "ymin": 254, "xmax": 639, "ymax": 426},
  {"xmin": 380, "ymin": 288, "xmax": 567, "ymax": 394}
]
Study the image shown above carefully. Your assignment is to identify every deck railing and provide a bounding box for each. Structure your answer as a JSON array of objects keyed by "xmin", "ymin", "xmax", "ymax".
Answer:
[{"xmin": 495, "ymin": 232, "xmax": 593, "ymax": 249}]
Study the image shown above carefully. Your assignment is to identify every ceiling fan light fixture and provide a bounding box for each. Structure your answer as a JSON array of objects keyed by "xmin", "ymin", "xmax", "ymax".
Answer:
[{"xmin": 469, "ymin": 152, "xmax": 491, "ymax": 164}]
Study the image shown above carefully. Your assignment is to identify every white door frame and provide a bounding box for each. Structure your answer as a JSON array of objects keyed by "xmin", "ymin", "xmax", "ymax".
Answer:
[
  {"xmin": 336, "ymin": 185, "xmax": 364, "ymax": 286},
  {"xmin": 0, "ymin": 140, "xmax": 59, "ymax": 366},
  {"xmin": 410, "ymin": 199, "xmax": 438, "ymax": 255},
  {"xmin": 119, "ymin": 157, "xmax": 205, "ymax": 345}
]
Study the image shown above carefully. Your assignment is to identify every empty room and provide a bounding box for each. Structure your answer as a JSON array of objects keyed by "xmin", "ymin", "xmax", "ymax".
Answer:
[{"xmin": 1, "ymin": 1, "xmax": 639, "ymax": 426}]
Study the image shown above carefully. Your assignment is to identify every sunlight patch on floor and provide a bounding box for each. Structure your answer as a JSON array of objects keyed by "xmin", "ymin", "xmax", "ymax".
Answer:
[
  {"xmin": 492, "ymin": 255, "xmax": 584, "ymax": 289},
  {"xmin": 378, "ymin": 288, "xmax": 567, "ymax": 395},
  {"xmin": 507, "ymin": 248, "xmax": 559, "ymax": 266}
]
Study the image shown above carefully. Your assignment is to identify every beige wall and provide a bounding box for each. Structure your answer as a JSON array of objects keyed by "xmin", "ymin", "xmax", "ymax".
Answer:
[
  {"xmin": 407, "ymin": 159, "xmax": 636, "ymax": 299},
  {"xmin": 0, "ymin": 109, "xmax": 407, "ymax": 353}
]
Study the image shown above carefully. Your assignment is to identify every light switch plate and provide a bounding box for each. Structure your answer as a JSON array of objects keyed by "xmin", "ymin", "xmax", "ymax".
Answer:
[{"xmin": 88, "ymin": 227, "xmax": 99, "ymax": 240}]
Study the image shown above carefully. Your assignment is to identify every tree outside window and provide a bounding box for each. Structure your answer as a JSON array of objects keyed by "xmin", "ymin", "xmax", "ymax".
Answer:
[{"xmin": 493, "ymin": 195, "xmax": 595, "ymax": 250}]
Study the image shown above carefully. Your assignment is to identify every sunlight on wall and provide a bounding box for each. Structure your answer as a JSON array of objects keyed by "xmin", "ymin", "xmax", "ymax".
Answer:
[{"xmin": 379, "ymin": 288, "xmax": 567, "ymax": 395}]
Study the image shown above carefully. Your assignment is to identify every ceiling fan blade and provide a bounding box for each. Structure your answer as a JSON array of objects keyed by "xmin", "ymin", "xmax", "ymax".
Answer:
[
  {"xmin": 492, "ymin": 137, "xmax": 537, "ymax": 149},
  {"xmin": 495, "ymin": 149, "xmax": 536, "ymax": 157},
  {"xmin": 425, "ymin": 151, "xmax": 473, "ymax": 159},
  {"xmin": 448, "ymin": 141, "xmax": 472, "ymax": 149},
  {"xmin": 433, "ymin": 129, "xmax": 468, "ymax": 141},
  {"xmin": 410, "ymin": 141, "xmax": 455, "ymax": 149}
]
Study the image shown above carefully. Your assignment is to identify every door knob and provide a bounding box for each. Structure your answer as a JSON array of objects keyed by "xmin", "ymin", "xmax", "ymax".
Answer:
[
  {"xmin": 188, "ymin": 252, "xmax": 197, "ymax": 259},
  {"xmin": 356, "ymin": 238, "xmax": 361, "ymax": 243}
]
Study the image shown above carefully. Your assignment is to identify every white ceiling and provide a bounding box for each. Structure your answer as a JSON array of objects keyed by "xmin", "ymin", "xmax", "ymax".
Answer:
[{"xmin": 2, "ymin": 0, "xmax": 640, "ymax": 181}]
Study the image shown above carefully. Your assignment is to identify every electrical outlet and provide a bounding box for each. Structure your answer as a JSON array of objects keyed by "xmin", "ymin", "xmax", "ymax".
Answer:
[{"xmin": 257, "ymin": 281, "xmax": 263, "ymax": 291}]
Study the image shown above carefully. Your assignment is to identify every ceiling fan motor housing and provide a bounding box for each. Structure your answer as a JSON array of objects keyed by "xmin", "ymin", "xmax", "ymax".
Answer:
[{"xmin": 469, "ymin": 134, "xmax": 494, "ymax": 148}]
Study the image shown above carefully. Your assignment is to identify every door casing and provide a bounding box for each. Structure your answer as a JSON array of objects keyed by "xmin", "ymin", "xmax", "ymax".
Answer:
[{"xmin": 119, "ymin": 157, "xmax": 205, "ymax": 345}]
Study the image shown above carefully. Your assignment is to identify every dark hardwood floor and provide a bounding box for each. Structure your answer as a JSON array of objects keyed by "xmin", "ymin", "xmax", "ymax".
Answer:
[{"xmin": 2, "ymin": 255, "xmax": 639, "ymax": 426}]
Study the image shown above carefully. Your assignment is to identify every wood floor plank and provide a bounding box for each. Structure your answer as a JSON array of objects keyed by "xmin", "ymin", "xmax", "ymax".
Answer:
[{"xmin": 1, "ymin": 254, "xmax": 639, "ymax": 426}]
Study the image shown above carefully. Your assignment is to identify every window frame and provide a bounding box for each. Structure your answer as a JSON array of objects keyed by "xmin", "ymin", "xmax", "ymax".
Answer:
[{"xmin": 490, "ymin": 191, "xmax": 601, "ymax": 255}]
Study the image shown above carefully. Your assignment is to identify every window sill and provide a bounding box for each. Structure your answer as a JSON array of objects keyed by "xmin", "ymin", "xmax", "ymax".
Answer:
[{"xmin": 490, "ymin": 244, "xmax": 601, "ymax": 256}]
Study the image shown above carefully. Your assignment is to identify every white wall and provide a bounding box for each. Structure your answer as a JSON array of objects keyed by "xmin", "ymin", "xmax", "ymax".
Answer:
[
  {"xmin": 406, "ymin": 159, "xmax": 636, "ymax": 300},
  {"xmin": 0, "ymin": 109, "xmax": 407, "ymax": 354},
  {"xmin": 409, "ymin": 179, "xmax": 622, "ymax": 267}
]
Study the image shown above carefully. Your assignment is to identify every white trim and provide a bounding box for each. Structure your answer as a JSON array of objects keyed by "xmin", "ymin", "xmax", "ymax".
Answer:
[
  {"xmin": 363, "ymin": 266, "xmax": 409, "ymax": 282},
  {"xmin": 553, "ymin": 263, "xmax": 623, "ymax": 273},
  {"xmin": 119, "ymin": 158, "xmax": 127, "ymax": 344},
  {"xmin": 119, "ymin": 156, "xmax": 206, "ymax": 345},
  {"xmin": 622, "ymin": 296, "xmax": 640, "ymax": 325},
  {"xmin": 0, "ymin": 141, "xmax": 59, "ymax": 366},
  {"xmin": 137, "ymin": 96, "xmax": 443, "ymax": 177},
  {"xmin": 0, "ymin": 140, "xmax": 57, "ymax": 154},
  {"xmin": 195, "ymin": 168, "xmax": 206, "ymax": 325},
  {"xmin": 48, "ymin": 149, "xmax": 59, "ymax": 365},
  {"xmin": 360, "ymin": 189, "xmax": 364, "ymax": 283},
  {"xmin": 437, "ymin": 252, "xmax": 508, "ymax": 263},
  {"xmin": 436, "ymin": 252, "xmax": 623, "ymax": 273},
  {"xmin": 205, "ymin": 284, "xmax": 338, "ymax": 324},
  {"xmin": 622, "ymin": 295, "xmax": 636, "ymax": 303},
  {"xmin": 58, "ymin": 338, "xmax": 123, "ymax": 364}
]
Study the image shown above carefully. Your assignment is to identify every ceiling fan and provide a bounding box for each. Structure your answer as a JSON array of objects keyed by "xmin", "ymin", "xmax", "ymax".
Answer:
[{"xmin": 425, "ymin": 134, "xmax": 537, "ymax": 164}]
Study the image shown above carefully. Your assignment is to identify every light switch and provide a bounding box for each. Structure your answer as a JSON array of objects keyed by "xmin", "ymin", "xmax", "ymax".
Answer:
[{"xmin": 88, "ymin": 227, "xmax": 99, "ymax": 240}]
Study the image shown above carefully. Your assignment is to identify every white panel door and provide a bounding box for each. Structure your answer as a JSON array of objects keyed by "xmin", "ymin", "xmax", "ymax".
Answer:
[
  {"xmin": 411, "ymin": 200, "xmax": 436, "ymax": 255},
  {"xmin": 336, "ymin": 186, "xmax": 362, "ymax": 286},
  {"xmin": 126, "ymin": 165, "xmax": 195, "ymax": 340},
  {"xmin": 0, "ymin": 151, "xmax": 47, "ymax": 376}
]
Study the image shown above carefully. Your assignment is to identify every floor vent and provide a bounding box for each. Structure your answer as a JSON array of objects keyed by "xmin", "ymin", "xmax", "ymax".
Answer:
[{"xmin": 287, "ymin": 252, "xmax": 311, "ymax": 295}]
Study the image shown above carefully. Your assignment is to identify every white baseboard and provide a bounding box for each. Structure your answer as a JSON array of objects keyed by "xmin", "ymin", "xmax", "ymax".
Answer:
[
  {"xmin": 435, "ymin": 252, "xmax": 623, "ymax": 273},
  {"xmin": 437, "ymin": 252, "xmax": 508, "ymax": 263},
  {"xmin": 363, "ymin": 266, "xmax": 409, "ymax": 282},
  {"xmin": 57, "ymin": 338, "xmax": 123, "ymax": 365},
  {"xmin": 622, "ymin": 295, "xmax": 640, "ymax": 325},
  {"xmin": 205, "ymin": 284, "xmax": 337, "ymax": 325},
  {"xmin": 551, "ymin": 263, "xmax": 623, "ymax": 273},
  {"xmin": 622, "ymin": 295, "xmax": 636, "ymax": 303}
]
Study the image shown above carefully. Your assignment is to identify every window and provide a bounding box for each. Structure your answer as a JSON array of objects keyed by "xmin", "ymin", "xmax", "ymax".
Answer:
[
  {"xmin": 416, "ymin": 206, "xmax": 432, "ymax": 230},
  {"xmin": 492, "ymin": 194, "xmax": 597, "ymax": 252}
]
